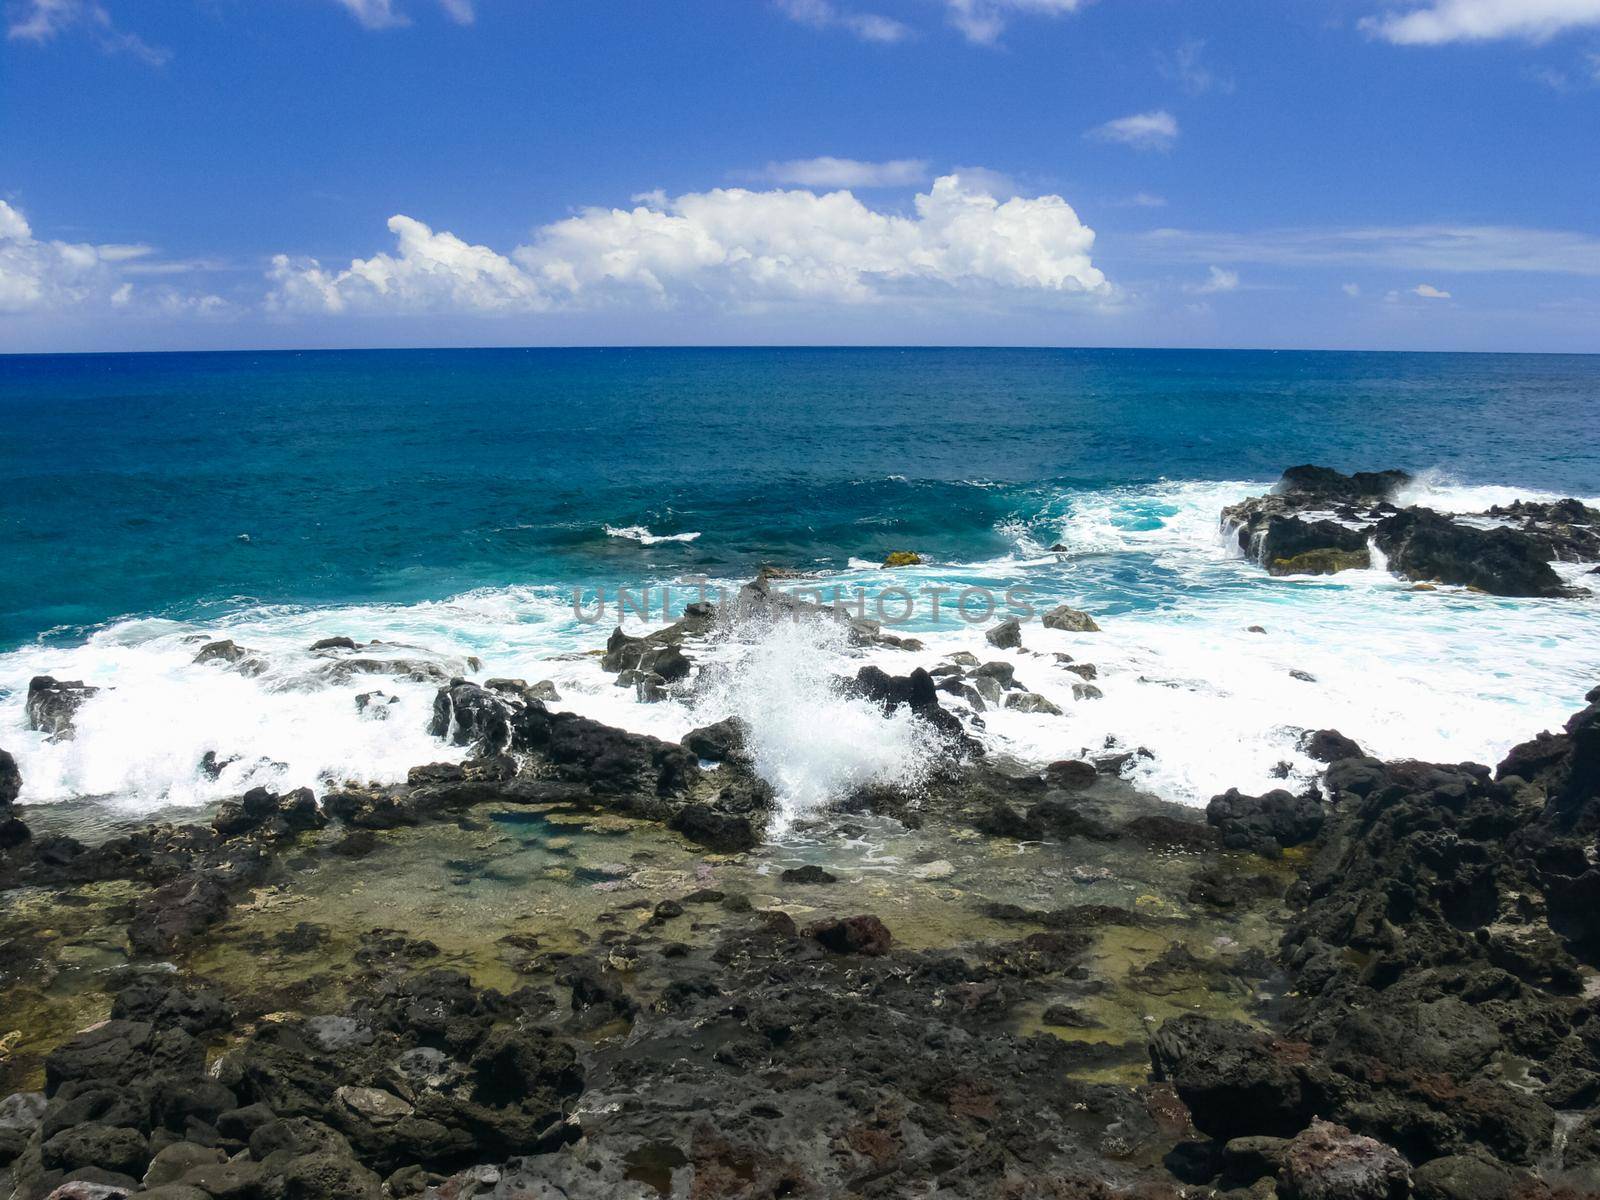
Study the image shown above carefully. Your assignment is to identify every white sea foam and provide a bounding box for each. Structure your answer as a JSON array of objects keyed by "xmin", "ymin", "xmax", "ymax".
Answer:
[
  {"xmin": 604, "ymin": 524, "xmax": 702, "ymax": 545},
  {"xmin": 2, "ymin": 475, "xmax": 1596, "ymax": 820},
  {"xmin": 688, "ymin": 618, "xmax": 944, "ymax": 833}
]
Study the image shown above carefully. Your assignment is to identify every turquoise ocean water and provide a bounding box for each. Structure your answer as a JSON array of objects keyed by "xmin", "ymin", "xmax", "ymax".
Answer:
[{"xmin": 2, "ymin": 347, "xmax": 1597, "ymax": 820}]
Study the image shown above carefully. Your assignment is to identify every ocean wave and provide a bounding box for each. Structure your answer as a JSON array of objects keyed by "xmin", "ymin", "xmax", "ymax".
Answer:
[
  {"xmin": 3, "ymin": 475, "xmax": 1596, "ymax": 818},
  {"xmin": 603, "ymin": 524, "xmax": 703, "ymax": 546}
]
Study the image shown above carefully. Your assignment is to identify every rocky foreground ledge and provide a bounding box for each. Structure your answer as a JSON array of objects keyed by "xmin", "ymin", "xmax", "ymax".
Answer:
[
  {"xmin": 1223, "ymin": 465, "xmax": 1600, "ymax": 595},
  {"xmin": 0, "ymin": 669, "xmax": 1598, "ymax": 1197}
]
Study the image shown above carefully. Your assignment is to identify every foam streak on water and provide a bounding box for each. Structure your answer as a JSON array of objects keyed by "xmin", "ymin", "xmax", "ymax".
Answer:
[{"xmin": 1, "ymin": 477, "xmax": 1596, "ymax": 817}]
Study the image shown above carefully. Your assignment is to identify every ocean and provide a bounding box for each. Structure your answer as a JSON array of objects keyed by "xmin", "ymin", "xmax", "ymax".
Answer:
[{"xmin": 3, "ymin": 347, "xmax": 1598, "ymax": 823}]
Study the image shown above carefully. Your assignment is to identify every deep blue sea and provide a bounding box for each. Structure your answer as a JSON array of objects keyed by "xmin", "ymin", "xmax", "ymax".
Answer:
[
  {"xmin": 4, "ymin": 348, "xmax": 1598, "ymax": 649},
  {"xmin": 2, "ymin": 347, "xmax": 1598, "ymax": 819}
]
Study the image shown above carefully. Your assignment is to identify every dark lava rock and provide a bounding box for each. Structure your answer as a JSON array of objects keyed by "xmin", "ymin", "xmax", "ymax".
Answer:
[
  {"xmin": 666, "ymin": 804, "xmax": 759, "ymax": 854},
  {"xmin": 310, "ymin": 635, "xmax": 360, "ymax": 651},
  {"xmin": 25, "ymin": 676, "xmax": 100, "ymax": 741},
  {"xmin": 681, "ymin": 717, "xmax": 748, "ymax": 763},
  {"xmin": 849, "ymin": 665, "xmax": 977, "ymax": 754},
  {"xmin": 1206, "ymin": 787, "xmax": 1324, "ymax": 856},
  {"xmin": 41, "ymin": 1123, "xmax": 150, "ymax": 1177},
  {"xmin": 1278, "ymin": 465, "xmax": 1411, "ymax": 503},
  {"xmin": 1409, "ymin": 1154, "xmax": 1521, "ymax": 1200},
  {"xmin": 1041, "ymin": 605, "xmax": 1100, "ymax": 633},
  {"xmin": 1373, "ymin": 507, "xmax": 1571, "ymax": 597},
  {"xmin": 779, "ymin": 864, "xmax": 837, "ymax": 884},
  {"xmin": 193, "ymin": 639, "xmax": 265, "ymax": 675},
  {"xmin": 1299, "ymin": 729, "xmax": 1364, "ymax": 763},
  {"xmin": 0, "ymin": 748, "xmax": 19, "ymax": 809},
  {"xmin": 1148, "ymin": 1015, "xmax": 1313, "ymax": 1139},
  {"xmin": 985, "ymin": 618, "xmax": 1022, "ymax": 649},
  {"xmin": 804, "ymin": 914, "xmax": 892, "ymax": 956},
  {"xmin": 428, "ymin": 681, "xmax": 516, "ymax": 755}
]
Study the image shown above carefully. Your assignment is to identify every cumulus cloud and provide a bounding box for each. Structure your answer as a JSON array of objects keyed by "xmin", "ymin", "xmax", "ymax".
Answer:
[
  {"xmin": 774, "ymin": 0, "xmax": 910, "ymax": 43},
  {"xmin": 761, "ymin": 157, "xmax": 929, "ymax": 188},
  {"xmin": 1413, "ymin": 283, "xmax": 1452, "ymax": 298},
  {"xmin": 332, "ymin": 0, "xmax": 474, "ymax": 30},
  {"xmin": 267, "ymin": 174, "xmax": 1108, "ymax": 316},
  {"xmin": 1086, "ymin": 110, "xmax": 1179, "ymax": 152},
  {"xmin": 945, "ymin": 0, "xmax": 1089, "ymax": 45},
  {"xmin": 0, "ymin": 198, "xmax": 223, "ymax": 315},
  {"xmin": 7, "ymin": 0, "xmax": 169, "ymax": 65},
  {"xmin": 1189, "ymin": 265, "xmax": 1240, "ymax": 294},
  {"xmin": 1362, "ymin": 0, "xmax": 1600, "ymax": 44}
]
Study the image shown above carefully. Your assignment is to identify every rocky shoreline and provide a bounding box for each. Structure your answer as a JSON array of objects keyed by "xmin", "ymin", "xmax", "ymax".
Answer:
[{"xmin": 2, "ymin": 466, "xmax": 1599, "ymax": 1199}]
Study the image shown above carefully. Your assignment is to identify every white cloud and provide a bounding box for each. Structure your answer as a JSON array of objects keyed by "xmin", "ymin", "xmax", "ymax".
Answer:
[
  {"xmin": 774, "ymin": 0, "xmax": 911, "ymax": 43},
  {"xmin": 1362, "ymin": 0, "xmax": 1600, "ymax": 44},
  {"xmin": 331, "ymin": 0, "xmax": 474, "ymax": 30},
  {"xmin": 0, "ymin": 198, "xmax": 223, "ymax": 315},
  {"xmin": 267, "ymin": 174, "xmax": 1108, "ymax": 316},
  {"xmin": 1123, "ymin": 192, "xmax": 1167, "ymax": 208},
  {"xmin": 1189, "ymin": 265, "xmax": 1240, "ymax": 294},
  {"xmin": 944, "ymin": 0, "xmax": 1089, "ymax": 45},
  {"xmin": 762, "ymin": 157, "xmax": 929, "ymax": 188},
  {"xmin": 1159, "ymin": 39, "xmax": 1234, "ymax": 95},
  {"xmin": 1413, "ymin": 282, "xmax": 1452, "ymax": 298},
  {"xmin": 7, "ymin": 0, "xmax": 168, "ymax": 64},
  {"xmin": 1141, "ymin": 224, "xmax": 1600, "ymax": 276},
  {"xmin": 1086, "ymin": 110, "xmax": 1179, "ymax": 152},
  {"xmin": 1343, "ymin": 282, "xmax": 1362, "ymax": 296}
]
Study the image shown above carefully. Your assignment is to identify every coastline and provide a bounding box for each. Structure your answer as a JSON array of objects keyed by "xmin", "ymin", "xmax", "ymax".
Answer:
[{"xmin": 0, "ymin": 466, "xmax": 1597, "ymax": 1197}]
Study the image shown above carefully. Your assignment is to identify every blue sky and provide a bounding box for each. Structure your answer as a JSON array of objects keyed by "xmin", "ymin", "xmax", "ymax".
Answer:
[{"xmin": 2, "ymin": 0, "xmax": 1598, "ymax": 352}]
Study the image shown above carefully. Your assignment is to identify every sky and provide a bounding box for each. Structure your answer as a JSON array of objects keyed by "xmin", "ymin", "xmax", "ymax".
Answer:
[{"xmin": 1, "ymin": 0, "xmax": 1598, "ymax": 353}]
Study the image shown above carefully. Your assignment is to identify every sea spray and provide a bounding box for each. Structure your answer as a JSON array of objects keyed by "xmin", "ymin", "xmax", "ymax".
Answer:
[{"xmin": 690, "ymin": 616, "xmax": 944, "ymax": 834}]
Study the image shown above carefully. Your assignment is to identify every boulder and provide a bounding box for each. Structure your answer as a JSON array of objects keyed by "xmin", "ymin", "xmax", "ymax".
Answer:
[
  {"xmin": 26, "ymin": 676, "xmax": 100, "ymax": 741},
  {"xmin": 1300, "ymin": 729, "xmax": 1364, "ymax": 764},
  {"xmin": 1277, "ymin": 1119, "xmax": 1410, "ymax": 1200},
  {"xmin": 192, "ymin": 640, "xmax": 266, "ymax": 676},
  {"xmin": 1277, "ymin": 465, "xmax": 1410, "ymax": 502},
  {"xmin": 1044, "ymin": 759, "xmax": 1097, "ymax": 791},
  {"xmin": 681, "ymin": 717, "xmax": 748, "ymax": 764},
  {"xmin": 985, "ymin": 619, "xmax": 1023, "ymax": 650},
  {"xmin": 1410, "ymin": 1154, "xmax": 1520, "ymax": 1200},
  {"xmin": 882, "ymin": 551, "xmax": 923, "ymax": 567},
  {"xmin": 1041, "ymin": 605, "xmax": 1101, "ymax": 633},
  {"xmin": 1148, "ymin": 1015, "xmax": 1313, "ymax": 1139},
  {"xmin": 1206, "ymin": 787, "xmax": 1324, "ymax": 856},
  {"xmin": 779, "ymin": 864, "xmax": 836, "ymax": 884}
]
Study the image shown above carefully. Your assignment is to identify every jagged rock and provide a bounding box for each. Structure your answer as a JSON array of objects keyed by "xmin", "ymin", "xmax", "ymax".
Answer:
[
  {"xmin": 192, "ymin": 640, "xmax": 266, "ymax": 676},
  {"xmin": 1041, "ymin": 605, "xmax": 1101, "ymax": 633},
  {"xmin": 428, "ymin": 681, "xmax": 516, "ymax": 754},
  {"xmin": 1277, "ymin": 1119, "xmax": 1410, "ymax": 1200},
  {"xmin": 26, "ymin": 676, "xmax": 100, "ymax": 741},
  {"xmin": 1206, "ymin": 787, "xmax": 1324, "ymax": 855},
  {"xmin": 1148, "ymin": 1015, "xmax": 1313, "ymax": 1139},
  {"xmin": 1409, "ymin": 1154, "xmax": 1520, "ymax": 1200},
  {"xmin": 985, "ymin": 618, "xmax": 1022, "ymax": 649},
  {"xmin": 1374, "ymin": 508, "xmax": 1571, "ymax": 597},
  {"xmin": 681, "ymin": 717, "xmax": 748, "ymax": 763},
  {"xmin": 1299, "ymin": 729, "xmax": 1363, "ymax": 763},
  {"xmin": 1071, "ymin": 682, "xmax": 1104, "ymax": 700}
]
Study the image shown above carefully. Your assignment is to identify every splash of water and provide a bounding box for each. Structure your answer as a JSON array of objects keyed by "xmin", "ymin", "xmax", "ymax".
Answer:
[{"xmin": 692, "ymin": 617, "xmax": 945, "ymax": 834}]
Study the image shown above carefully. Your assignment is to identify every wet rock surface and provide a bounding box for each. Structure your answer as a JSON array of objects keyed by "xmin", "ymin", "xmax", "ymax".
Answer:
[
  {"xmin": 3, "ymin": 588, "xmax": 1599, "ymax": 1198},
  {"xmin": 1222, "ymin": 465, "xmax": 1598, "ymax": 595}
]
